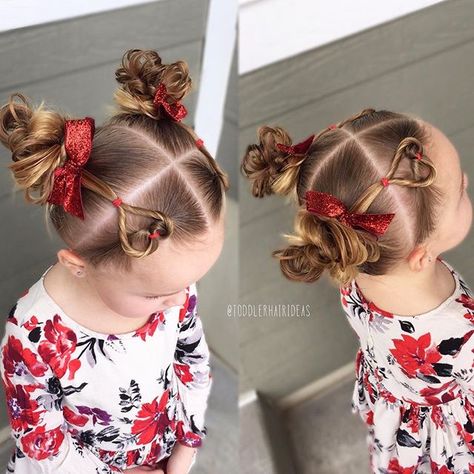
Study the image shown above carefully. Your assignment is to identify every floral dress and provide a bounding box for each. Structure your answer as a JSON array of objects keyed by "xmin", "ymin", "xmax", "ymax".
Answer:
[
  {"xmin": 0, "ymin": 264, "xmax": 212, "ymax": 473},
  {"xmin": 340, "ymin": 256, "xmax": 474, "ymax": 473}
]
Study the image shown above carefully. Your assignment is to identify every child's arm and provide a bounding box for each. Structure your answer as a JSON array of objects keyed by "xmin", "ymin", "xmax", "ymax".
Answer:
[
  {"xmin": 173, "ymin": 282, "xmax": 212, "ymax": 450},
  {"xmin": 0, "ymin": 315, "xmax": 118, "ymax": 473}
]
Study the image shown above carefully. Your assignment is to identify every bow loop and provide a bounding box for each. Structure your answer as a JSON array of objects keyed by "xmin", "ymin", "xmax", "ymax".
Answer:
[
  {"xmin": 47, "ymin": 117, "xmax": 95, "ymax": 220},
  {"xmin": 276, "ymin": 134, "xmax": 315, "ymax": 156},
  {"xmin": 305, "ymin": 190, "xmax": 395, "ymax": 237},
  {"xmin": 153, "ymin": 83, "xmax": 188, "ymax": 121}
]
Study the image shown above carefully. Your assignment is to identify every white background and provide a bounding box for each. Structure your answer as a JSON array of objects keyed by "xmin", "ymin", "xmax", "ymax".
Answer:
[{"xmin": 239, "ymin": 0, "xmax": 447, "ymax": 74}]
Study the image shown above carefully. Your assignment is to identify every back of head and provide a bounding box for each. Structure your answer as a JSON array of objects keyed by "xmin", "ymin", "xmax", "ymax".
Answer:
[
  {"xmin": 241, "ymin": 108, "xmax": 442, "ymax": 287},
  {"xmin": 0, "ymin": 49, "xmax": 229, "ymax": 273}
]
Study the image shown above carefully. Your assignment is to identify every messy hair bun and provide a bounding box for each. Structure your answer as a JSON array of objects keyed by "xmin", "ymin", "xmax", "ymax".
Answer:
[
  {"xmin": 113, "ymin": 49, "xmax": 192, "ymax": 120},
  {"xmin": 273, "ymin": 208, "xmax": 382, "ymax": 286},
  {"xmin": 240, "ymin": 125, "xmax": 310, "ymax": 199},
  {"xmin": 0, "ymin": 92, "xmax": 68, "ymax": 205}
]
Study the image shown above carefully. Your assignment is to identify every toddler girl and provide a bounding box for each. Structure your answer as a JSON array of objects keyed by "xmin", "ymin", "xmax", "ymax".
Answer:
[
  {"xmin": 0, "ymin": 49, "xmax": 229, "ymax": 473},
  {"xmin": 241, "ymin": 108, "xmax": 474, "ymax": 473}
]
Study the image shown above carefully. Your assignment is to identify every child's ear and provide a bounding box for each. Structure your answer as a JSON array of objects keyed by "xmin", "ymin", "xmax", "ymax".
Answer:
[{"xmin": 406, "ymin": 245, "xmax": 433, "ymax": 272}]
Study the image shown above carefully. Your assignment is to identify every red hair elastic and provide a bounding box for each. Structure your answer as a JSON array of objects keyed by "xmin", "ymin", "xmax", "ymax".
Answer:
[
  {"xmin": 328, "ymin": 124, "xmax": 337, "ymax": 130},
  {"xmin": 414, "ymin": 152, "xmax": 423, "ymax": 160},
  {"xmin": 112, "ymin": 197, "xmax": 122, "ymax": 207},
  {"xmin": 381, "ymin": 177, "xmax": 390, "ymax": 187},
  {"xmin": 149, "ymin": 231, "xmax": 160, "ymax": 240},
  {"xmin": 195, "ymin": 138, "xmax": 204, "ymax": 148}
]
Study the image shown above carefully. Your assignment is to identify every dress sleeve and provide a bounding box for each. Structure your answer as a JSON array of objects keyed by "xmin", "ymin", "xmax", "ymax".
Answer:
[
  {"xmin": 173, "ymin": 283, "xmax": 213, "ymax": 449},
  {"xmin": 0, "ymin": 312, "xmax": 117, "ymax": 474}
]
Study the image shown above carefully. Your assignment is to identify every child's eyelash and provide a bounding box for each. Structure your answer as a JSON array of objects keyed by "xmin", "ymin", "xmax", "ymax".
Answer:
[{"xmin": 145, "ymin": 295, "xmax": 161, "ymax": 300}]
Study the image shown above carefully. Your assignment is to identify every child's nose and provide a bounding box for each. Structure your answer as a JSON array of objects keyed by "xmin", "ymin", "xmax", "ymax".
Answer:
[{"xmin": 163, "ymin": 291, "xmax": 186, "ymax": 309}]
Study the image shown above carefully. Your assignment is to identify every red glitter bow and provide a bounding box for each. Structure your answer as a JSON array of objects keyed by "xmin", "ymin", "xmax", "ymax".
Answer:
[
  {"xmin": 47, "ymin": 117, "xmax": 95, "ymax": 220},
  {"xmin": 153, "ymin": 83, "xmax": 188, "ymax": 121},
  {"xmin": 305, "ymin": 190, "xmax": 395, "ymax": 237},
  {"xmin": 276, "ymin": 134, "xmax": 315, "ymax": 156}
]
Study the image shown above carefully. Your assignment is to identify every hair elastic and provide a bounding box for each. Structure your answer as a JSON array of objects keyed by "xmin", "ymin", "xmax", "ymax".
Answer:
[
  {"xmin": 381, "ymin": 177, "xmax": 390, "ymax": 187},
  {"xmin": 149, "ymin": 231, "xmax": 160, "ymax": 240},
  {"xmin": 195, "ymin": 138, "xmax": 204, "ymax": 148},
  {"xmin": 112, "ymin": 197, "xmax": 123, "ymax": 207}
]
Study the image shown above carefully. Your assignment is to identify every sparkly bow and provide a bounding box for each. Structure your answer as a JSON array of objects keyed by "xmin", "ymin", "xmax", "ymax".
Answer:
[
  {"xmin": 276, "ymin": 134, "xmax": 315, "ymax": 155},
  {"xmin": 305, "ymin": 190, "xmax": 395, "ymax": 237},
  {"xmin": 153, "ymin": 83, "xmax": 188, "ymax": 121},
  {"xmin": 47, "ymin": 117, "xmax": 95, "ymax": 220}
]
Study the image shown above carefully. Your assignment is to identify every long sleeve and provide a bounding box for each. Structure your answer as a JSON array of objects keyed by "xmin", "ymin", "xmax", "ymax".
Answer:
[
  {"xmin": 173, "ymin": 283, "xmax": 212, "ymax": 449},
  {"xmin": 0, "ymin": 314, "xmax": 117, "ymax": 474}
]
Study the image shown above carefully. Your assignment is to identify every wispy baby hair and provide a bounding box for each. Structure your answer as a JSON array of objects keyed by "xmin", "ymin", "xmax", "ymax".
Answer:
[
  {"xmin": 240, "ymin": 108, "xmax": 442, "ymax": 287},
  {"xmin": 0, "ymin": 49, "xmax": 229, "ymax": 273}
]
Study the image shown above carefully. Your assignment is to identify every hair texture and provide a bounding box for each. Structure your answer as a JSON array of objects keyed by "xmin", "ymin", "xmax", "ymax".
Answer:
[
  {"xmin": 0, "ymin": 49, "xmax": 229, "ymax": 273},
  {"xmin": 241, "ymin": 108, "xmax": 443, "ymax": 287}
]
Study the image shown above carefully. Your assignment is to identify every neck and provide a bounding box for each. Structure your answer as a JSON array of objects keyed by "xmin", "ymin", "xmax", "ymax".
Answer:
[{"xmin": 355, "ymin": 258, "xmax": 439, "ymax": 292}]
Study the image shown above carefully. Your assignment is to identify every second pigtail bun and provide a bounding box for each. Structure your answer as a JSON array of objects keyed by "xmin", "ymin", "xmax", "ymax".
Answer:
[
  {"xmin": 0, "ymin": 92, "xmax": 67, "ymax": 206},
  {"xmin": 273, "ymin": 208, "xmax": 382, "ymax": 286},
  {"xmin": 113, "ymin": 49, "xmax": 192, "ymax": 121},
  {"xmin": 241, "ymin": 126, "xmax": 309, "ymax": 198}
]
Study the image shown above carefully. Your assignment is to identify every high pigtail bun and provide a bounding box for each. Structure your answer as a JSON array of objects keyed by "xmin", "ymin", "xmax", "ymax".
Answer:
[
  {"xmin": 0, "ymin": 92, "xmax": 67, "ymax": 205},
  {"xmin": 241, "ymin": 126, "xmax": 308, "ymax": 198},
  {"xmin": 113, "ymin": 49, "xmax": 192, "ymax": 120},
  {"xmin": 273, "ymin": 208, "xmax": 382, "ymax": 287}
]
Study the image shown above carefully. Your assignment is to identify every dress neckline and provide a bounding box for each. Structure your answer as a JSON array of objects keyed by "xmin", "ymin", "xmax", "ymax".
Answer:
[
  {"xmin": 38, "ymin": 264, "xmax": 164, "ymax": 341},
  {"xmin": 351, "ymin": 256, "xmax": 461, "ymax": 319}
]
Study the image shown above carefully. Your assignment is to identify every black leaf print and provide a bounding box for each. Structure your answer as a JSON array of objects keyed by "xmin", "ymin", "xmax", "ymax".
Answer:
[
  {"xmin": 72, "ymin": 437, "xmax": 85, "ymax": 455},
  {"xmin": 432, "ymin": 363, "xmax": 453, "ymax": 377},
  {"xmin": 175, "ymin": 339, "xmax": 200, "ymax": 358},
  {"xmin": 8, "ymin": 303, "xmax": 17, "ymax": 319},
  {"xmin": 396, "ymin": 429, "xmax": 421, "ymax": 448},
  {"xmin": 62, "ymin": 382, "xmax": 89, "ymax": 396},
  {"xmin": 79, "ymin": 430, "xmax": 96, "ymax": 446},
  {"xmin": 399, "ymin": 320, "xmax": 415, "ymax": 333},
  {"xmin": 416, "ymin": 373, "xmax": 440, "ymax": 384},
  {"xmin": 465, "ymin": 418, "xmax": 474, "ymax": 434},
  {"xmin": 96, "ymin": 426, "xmax": 120, "ymax": 443},
  {"xmin": 438, "ymin": 336, "xmax": 465, "ymax": 355},
  {"xmin": 119, "ymin": 379, "xmax": 142, "ymax": 413},
  {"xmin": 28, "ymin": 326, "xmax": 41, "ymax": 343}
]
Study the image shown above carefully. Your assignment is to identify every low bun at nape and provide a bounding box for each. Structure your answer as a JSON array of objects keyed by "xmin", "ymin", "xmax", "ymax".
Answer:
[
  {"xmin": 113, "ymin": 49, "xmax": 192, "ymax": 121},
  {"xmin": 273, "ymin": 207, "xmax": 382, "ymax": 287},
  {"xmin": 0, "ymin": 92, "xmax": 67, "ymax": 206},
  {"xmin": 240, "ymin": 125, "xmax": 312, "ymax": 199}
]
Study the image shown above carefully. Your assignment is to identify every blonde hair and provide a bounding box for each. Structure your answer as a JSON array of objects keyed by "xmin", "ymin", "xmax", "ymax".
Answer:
[
  {"xmin": 241, "ymin": 108, "xmax": 442, "ymax": 287},
  {"xmin": 0, "ymin": 49, "xmax": 229, "ymax": 272}
]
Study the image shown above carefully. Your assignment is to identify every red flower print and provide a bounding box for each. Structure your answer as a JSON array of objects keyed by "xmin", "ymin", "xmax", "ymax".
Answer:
[
  {"xmin": 131, "ymin": 390, "xmax": 172, "ymax": 444},
  {"xmin": 3, "ymin": 382, "xmax": 44, "ymax": 432},
  {"xmin": 430, "ymin": 460, "xmax": 454, "ymax": 474},
  {"xmin": 175, "ymin": 419, "xmax": 202, "ymax": 447},
  {"xmin": 387, "ymin": 458, "xmax": 416, "ymax": 474},
  {"xmin": 23, "ymin": 315, "xmax": 39, "ymax": 331},
  {"xmin": 63, "ymin": 405, "xmax": 89, "ymax": 427},
  {"xmin": 2, "ymin": 335, "xmax": 48, "ymax": 380},
  {"xmin": 134, "ymin": 311, "xmax": 165, "ymax": 341},
  {"xmin": 174, "ymin": 363, "xmax": 193, "ymax": 385},
  {"xmin": 457, "ymin": 294, "xmax": 474, "ymax": 310},
  {"xmin": 389, "ymin": 333, "xmax": 441, "ymax": 378},
  {"xmin": 178, "ymin": 291, "xmax": 191, "ymax": 324},
  {"xmin": 430, "ymin": 405, "xmax": 445, "ymax": 429},
  {"xmin": 21, "ymin": 425, "xmax": 65, "ymax": 460},
  {"xmin": 38, "ymin": 315, "xmax": 81, "ymax": 380}
]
